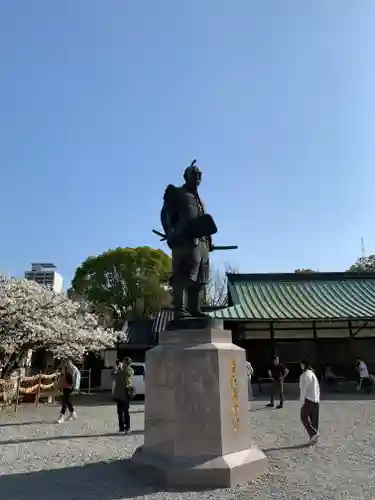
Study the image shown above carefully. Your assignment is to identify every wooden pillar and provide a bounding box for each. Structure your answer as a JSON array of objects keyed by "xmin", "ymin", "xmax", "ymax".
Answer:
[
  {"xmin": 88, "ymin": 368, "xmax": 92, "ymax": 395},
  {"xmin": 270, "ymin": 322, "xmax": 275, "ymax": 358},
  {"xmin": 233, "ymin": 323, "xmax": 247, "ymax": 358},
  {"xmin": 312, "ymin": 321, "xmax": 317, "ymax": 340},
  {"xmin": 312, "ymin": 321, "xmax": 318, "ymax": 364},
  {"xmin": 14, "ymin": 374, "xmax": 21, "ymax": 413},
  {"xmin": 231, "ymin": 322, "xmax": 239, "ymax": 346},
  {"xmin": 35, "ymin": 372, "xmax": 42, "ymax": 407},
  {"xmin": 348, "ymin": 320, "xmax": 354, "ymax": 361}
]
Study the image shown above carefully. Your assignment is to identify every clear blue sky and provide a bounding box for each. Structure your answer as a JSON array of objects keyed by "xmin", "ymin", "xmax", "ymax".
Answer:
[{"xmin": 1, "ymin": 1, "xmax": 375, "ymax": 287}]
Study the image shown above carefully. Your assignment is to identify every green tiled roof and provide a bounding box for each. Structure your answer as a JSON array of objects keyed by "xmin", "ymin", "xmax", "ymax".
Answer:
[{"xmin": 211, "ymin": 272, "xmax": 375, "ymax": 321}]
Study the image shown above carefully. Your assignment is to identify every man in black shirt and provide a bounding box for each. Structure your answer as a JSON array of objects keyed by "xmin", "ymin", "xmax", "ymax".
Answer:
[{"xmin": 267, "ymin": 356, "xmax": 289, "ymax": 409}]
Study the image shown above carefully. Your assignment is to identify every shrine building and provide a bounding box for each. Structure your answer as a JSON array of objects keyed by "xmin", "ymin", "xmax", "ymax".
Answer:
[{"xmin": 210, "ymin": 271, "xmax": 375, "ymax": 379}]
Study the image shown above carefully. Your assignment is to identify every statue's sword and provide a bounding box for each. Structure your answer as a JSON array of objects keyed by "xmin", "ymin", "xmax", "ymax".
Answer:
[{"xmin": 152, "ymin": 229, "xmax": 238, "ymax": 251}]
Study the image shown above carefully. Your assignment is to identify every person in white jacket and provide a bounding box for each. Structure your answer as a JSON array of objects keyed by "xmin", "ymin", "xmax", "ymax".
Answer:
[
  {"xmin": 299, "ymin": 358, "xmax": 320, "ymax": 444},
  {"xmin": 246, "ymin": 360, "xmax": 254, "ymax": 401}
]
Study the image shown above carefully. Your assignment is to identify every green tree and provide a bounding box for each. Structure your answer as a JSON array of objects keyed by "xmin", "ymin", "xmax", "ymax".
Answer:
[
  {"xmin": 347, "ymin": 255, "xmax": 375, "ymax": 272},
  {"xmin": 294, "ymin": 268, "xmax": 315, "ymax": 273},
  {"xmin": 71, "ymin": 247, "xmax": 172, "ymax": 328}
]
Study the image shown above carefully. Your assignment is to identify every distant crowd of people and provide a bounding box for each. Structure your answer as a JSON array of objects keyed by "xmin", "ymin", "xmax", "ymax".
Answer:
[
  {"xmin": 245, "ymin": 355, "xmax": 374, "ymax": 445},
  {"xmin": 43, "ymin": 351, "xmax": 374, "ymax": 446},
  {"xmin": 245, "ymin": 355, "xmax": 319, "ymax": 443}
]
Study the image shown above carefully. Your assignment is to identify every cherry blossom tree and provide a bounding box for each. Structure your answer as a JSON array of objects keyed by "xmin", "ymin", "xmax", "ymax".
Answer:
[{"xmin": 0, "ymin": 274, "xmax": 118, "ymax": 377}]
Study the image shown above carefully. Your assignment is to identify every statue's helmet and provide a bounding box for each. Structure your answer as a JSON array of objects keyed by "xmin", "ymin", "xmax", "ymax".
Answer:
[{"xmin": 183, "ymin": 161, "xmax": 202, "ymax": 185}]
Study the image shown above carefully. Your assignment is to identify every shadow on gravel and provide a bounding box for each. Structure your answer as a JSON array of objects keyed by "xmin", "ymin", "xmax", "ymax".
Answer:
[
  {"xmin": 0, "ymin": 430, "xmax": 144, "ymax": 446},
  {"xmin": 249, "ymin": 406, "xmax": 269, "ymax": 413},
  {"xmin": 263, "ymin": 443, "xmax": 310, "ymax": 453},
  {"xmin": 0, "ymin": 458, "xmax": 217, "ymax": 499},
  {"xmin": 75, "ymin": 395, "xmax": 145, "ymax": 407},
  {"xmin": 0, "ymin": 459, "xmax": 156, "ymax": 500},
  {"xmin": 0, "ymin": 420, "xmax": 49, "ymax": 428}
]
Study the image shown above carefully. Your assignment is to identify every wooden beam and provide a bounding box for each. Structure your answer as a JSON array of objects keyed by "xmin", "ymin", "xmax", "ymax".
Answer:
[
  {"xmin": 242, "ymin": 323, "xmax": 375, "ymax": 332},
  {"xmin": 352, "ymin": 321, "xmax": 369, "ymax": 338}
]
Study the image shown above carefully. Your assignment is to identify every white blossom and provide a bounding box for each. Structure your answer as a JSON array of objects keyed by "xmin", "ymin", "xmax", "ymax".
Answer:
[{"xmin": 0, "ymin": 275, "xmax": 119, "ymax": 362}]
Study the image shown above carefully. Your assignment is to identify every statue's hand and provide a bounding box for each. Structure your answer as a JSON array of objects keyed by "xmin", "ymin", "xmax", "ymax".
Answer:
[
  {"xmin": 166, "ymin": 231, "xmax": 178, "ymax": 249},
  {"xmin": 166, "ymin": 238, "xmax": 174, "ymax": 250}
]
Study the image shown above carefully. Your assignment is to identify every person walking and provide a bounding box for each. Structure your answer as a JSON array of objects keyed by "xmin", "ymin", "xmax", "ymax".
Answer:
[
  {"xmin": 112, "ymin": 357, "xmax": 134, "ymax": 434},
  {"xmin": 356, "ymin": 359, "xmax": 372, "ymax": 393},
  {"xmin": 246, "ymin": 360, "xmax": 254, "ymax": 401},
  {"xmin": 267, "ymin": 356, "xmax": 289, "ymax": 409},
  {"xmin": 299, "ymin": 358, "xmax": 320, "ymax": 444},
  {"xmin": 323, "ymin": 365, "xmax": 338, "ymax": 391},
  {"xmin": 57, "ymin": 360, "xmax": 81, "ymax": 424}
]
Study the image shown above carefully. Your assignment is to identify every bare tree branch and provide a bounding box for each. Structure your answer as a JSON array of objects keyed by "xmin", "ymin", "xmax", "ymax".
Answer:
[{"xmin": 205, "ymin": 263, "xmax": 239, "ymax": 307}]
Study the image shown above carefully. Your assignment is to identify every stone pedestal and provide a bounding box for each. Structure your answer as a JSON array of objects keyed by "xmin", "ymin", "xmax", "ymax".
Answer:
[{"xmin": 131, "ymin": 321, "xmax": 267, "ymax": 488}]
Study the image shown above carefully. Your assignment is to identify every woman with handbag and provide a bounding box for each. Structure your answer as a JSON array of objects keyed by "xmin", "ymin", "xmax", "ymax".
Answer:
[{"xmin": 112, "ymin": 357, "xmax": 134, "ymax": 434}]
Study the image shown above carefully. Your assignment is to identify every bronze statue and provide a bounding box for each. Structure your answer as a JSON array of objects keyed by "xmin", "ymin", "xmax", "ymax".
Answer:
[{"xmin": 160, "ymin": 160, "xmax": 217, "ymax": 318}]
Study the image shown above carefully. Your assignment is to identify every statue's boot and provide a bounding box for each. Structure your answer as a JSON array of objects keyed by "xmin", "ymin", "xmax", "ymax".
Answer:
[
  {"xmin": 172, "ymin": 286, "xmax": 191, "ymax": 319},
  {"xmin": 187, "ymin": 284, "xmax": 208, "ymax": 317}
]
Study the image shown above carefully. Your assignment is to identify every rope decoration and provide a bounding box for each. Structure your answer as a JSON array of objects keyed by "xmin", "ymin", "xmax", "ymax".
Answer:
[
  {"xmin": 22, "ymin": 373, "xmax": 59, "ymax": 383},
  {"xmin": 19, "ymin": 382, "xmax": 56, "ymax": 394},
  {"xmin": 19, "ymin": 384, "xmax": 39, "ymax": 394},
  {"xmin": 1, "ymin": 371, "xmax": 60, "ymax": 402}
]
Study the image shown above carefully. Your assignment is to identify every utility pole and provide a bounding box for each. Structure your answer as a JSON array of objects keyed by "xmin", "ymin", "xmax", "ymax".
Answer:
[{"xmin": 361, "ymin": 237, "xmax": 366, "ymax": 259}]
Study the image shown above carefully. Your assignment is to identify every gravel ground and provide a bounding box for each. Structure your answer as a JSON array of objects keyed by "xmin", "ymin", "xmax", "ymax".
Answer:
[{"xmin": 0, "ymin": 395, "xmax": 375, "ymax": 500}]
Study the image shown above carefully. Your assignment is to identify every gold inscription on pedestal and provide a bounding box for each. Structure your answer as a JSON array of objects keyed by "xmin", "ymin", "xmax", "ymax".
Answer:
[{"xmin": 230, "ymin": 358, "xmax": 240, "ymax": 431}]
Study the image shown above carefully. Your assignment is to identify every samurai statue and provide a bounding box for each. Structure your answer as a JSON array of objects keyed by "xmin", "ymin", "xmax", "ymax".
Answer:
[{"xmin": 161, "ymin": 160, "xmax": 218, "ymax": 319}]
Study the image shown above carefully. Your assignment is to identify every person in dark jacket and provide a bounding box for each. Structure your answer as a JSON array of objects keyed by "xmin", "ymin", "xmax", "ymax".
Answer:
[
  {"xmin": 112, "ymin": 358, "xmax": 134, "ymax": 434},
  {"xmin": 267, "ymin": 356, "xmax": 289, "ymax": 409}
]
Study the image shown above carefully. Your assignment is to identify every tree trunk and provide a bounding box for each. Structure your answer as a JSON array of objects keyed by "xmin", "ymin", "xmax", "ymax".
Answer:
[{"xmin": 1, "ymin": 349, "xmax": 26, "ymax": 378}]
